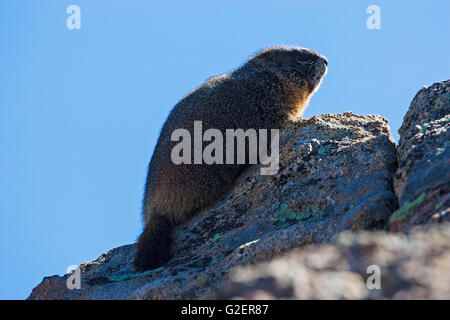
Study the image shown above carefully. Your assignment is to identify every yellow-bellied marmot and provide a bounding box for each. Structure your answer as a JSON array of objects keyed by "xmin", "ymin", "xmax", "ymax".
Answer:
[{"xmin": 134, "ymin": 46, "xmax": 327, "ymax": 270}]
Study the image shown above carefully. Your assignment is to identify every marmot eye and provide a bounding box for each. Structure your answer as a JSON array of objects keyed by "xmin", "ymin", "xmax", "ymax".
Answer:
[{"xmin": 296, "ymin": 52, "xmax": 316, "ymax": 63}]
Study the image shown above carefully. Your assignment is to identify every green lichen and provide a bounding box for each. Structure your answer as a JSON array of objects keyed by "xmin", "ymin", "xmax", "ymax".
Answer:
[
  {"xmin": 274, "ymin": 203, "xmax": 297, "ymax": 222},
  {"xmin": 212, "ymin": 233, "xmax": 224, "ymax": 242},
  {"xmin": 256, "ymin": 175, "xmax": 263, "ymax": 184},
  {"xmin": 294, "ymin": 206, "xmax": 316, "ymax": 220},
  {"xmin": 434, "ymin": 94, "xmax": 450, "ymax": 107},
  {"xmin": 389, "ymin": 193, "xmax": 426, "ymax": 223},
  {"xmin": 308, "ymin": 207, "xmax": 327, "ymax": 222},
  {"xmin": 295, "ymin": 205, "xmax": 325, "ymax": 222},
  {"xmin": 436, "ymin": 201, "xmax": 445, "ymax": 210},
  {"xmin": 418, "ymin": 123, "xmax": 430, "ymax": 134},
  {"xmin": 241, "ymin": 256, "xmax": 253, "ymax": 265},
  {"xmin": 274, "ymin": 203, "xmax": 325, "ymax": 223},
  {"xmin": 107, "ymin": 267, "xmax": 164, "ymax": 282}
]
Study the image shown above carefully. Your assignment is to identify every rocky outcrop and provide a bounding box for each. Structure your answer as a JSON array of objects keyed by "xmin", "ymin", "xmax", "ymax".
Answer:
[
  {"xmin": 215, "ymin": 226, "xmax": 450, "ymax": 299},
  {"xmin": 390, "ymin": 80, "xmax": 450, "ymax": 232},
  {"xmin": 29, "ymin": 112, "xmax": 398, "ymax": 300},
  {"xmin": 28, "ymin": 80, "xmax": 450, "ymax": 300}
]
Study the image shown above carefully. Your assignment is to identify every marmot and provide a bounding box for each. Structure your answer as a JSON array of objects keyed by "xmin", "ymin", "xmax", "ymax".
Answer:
[{"xmin": 134, "ymin": 46, "xmax": 328, "ymax": 270}]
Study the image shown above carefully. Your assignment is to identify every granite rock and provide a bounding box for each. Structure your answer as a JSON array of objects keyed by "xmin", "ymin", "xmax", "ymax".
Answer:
[
  {"xmin": 391, "ymin": 80, "xmax": 450, "ymax": 232},
  {"xmin": 28, "ymin": 112, "xmax": 398, "ymax": 300}
]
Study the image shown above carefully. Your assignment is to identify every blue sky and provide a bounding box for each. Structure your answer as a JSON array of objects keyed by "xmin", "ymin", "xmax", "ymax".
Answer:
[{"xmin": 0, "ymin": 0, "xmax": 449, "ymax": 299}]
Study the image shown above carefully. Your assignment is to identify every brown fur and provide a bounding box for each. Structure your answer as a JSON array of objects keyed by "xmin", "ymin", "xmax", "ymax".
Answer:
[{"xmin": 134, "ymin": 46, "xmax": 327, "ymax": 271}]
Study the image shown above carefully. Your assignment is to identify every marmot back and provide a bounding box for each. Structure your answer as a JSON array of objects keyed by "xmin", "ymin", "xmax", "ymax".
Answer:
[{"xmin": 134, "ymin": 46, "xmax": 328, "ymax": 270}]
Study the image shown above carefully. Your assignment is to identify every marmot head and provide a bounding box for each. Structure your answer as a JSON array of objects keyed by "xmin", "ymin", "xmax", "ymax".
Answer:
[{"xmin": 248, "ymin": 46, "xmax": 328, "ymax": 94}]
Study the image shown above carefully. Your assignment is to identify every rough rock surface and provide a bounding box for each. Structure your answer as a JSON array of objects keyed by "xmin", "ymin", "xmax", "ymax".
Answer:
[
  {"xmin": 215, "ymin": 225, "xmax": 450, "ymax": 300},
  {"xmin": 28, "ymin": 112, "xmax": 398, "ymax": 300},
  {"xmin": 391, "ymin": 80, "xmax": 450, "ymax": 232}
]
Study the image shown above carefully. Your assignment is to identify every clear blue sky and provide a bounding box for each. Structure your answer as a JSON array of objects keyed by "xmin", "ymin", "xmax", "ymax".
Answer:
[{"xmin": 1, "ymin": 0, "xmax": 449, "ymax": 299}]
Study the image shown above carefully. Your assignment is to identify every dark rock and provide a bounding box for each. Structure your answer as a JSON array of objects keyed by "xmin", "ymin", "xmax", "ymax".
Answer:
[{"xmin": 391, "ymin": 80, "xmax": 450, "ymax": 232}]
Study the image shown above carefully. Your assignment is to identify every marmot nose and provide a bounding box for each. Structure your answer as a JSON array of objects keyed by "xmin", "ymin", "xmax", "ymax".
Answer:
[{"xmin": 318, "ymin": 55, "xmax": 328, "ymax": 66}]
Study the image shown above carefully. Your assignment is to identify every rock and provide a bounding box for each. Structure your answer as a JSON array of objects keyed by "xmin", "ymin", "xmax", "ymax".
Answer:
[
  {"xmin": 391, "ymin": 80, "xmax": 450, "ymax": 232},
  {"xmin": 28, "ymin": 112, "xmax": 398, "ymax": 300},
  {"xmin": 215, "ymin": 225, "xmax": 450, "ymax": 300}
]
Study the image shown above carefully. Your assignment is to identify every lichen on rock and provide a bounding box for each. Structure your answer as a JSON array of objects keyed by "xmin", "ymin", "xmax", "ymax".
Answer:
[
  {"xmin": 28, "ymin": 80, "xmax": 450, "ymax": 300},
  {"xmin": 391, "ymin": 80, "xmax": 450, "ymax": 232},
  {"xmin": 28, "ymin": 112, "xmax": 398, "ymax": 300}
]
